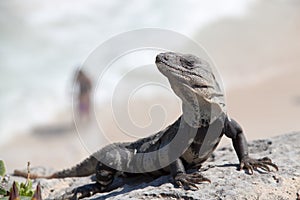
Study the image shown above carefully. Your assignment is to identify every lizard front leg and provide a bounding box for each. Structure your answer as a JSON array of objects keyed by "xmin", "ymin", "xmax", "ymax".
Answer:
[
  {"xmin": 224, "ymin": 117, "xmax": 278, "ymax": 174},
  {"xmin": 170, "ymin": 159, "xmax": 210, "ymax": 190}
]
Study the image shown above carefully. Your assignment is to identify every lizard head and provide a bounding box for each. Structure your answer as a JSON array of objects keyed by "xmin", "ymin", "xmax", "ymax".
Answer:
[
  {"xmin": 155, "ymin": 52, "xmax": 225, "ymax": 127},
  {"xmin": 156, "ymin": 52, "xmax": 214, "ymax": 91}
]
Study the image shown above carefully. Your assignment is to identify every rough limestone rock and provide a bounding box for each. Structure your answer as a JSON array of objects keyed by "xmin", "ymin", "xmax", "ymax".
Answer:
[{"xmin": 10, "ymin": 132, "xmax": 300, "ymax": 199}]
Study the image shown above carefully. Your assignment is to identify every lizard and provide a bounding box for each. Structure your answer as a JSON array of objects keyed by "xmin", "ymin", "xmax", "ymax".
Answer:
[{"xmin": 14, "ymin": 52, "xmax": 278, "ymax": 199}]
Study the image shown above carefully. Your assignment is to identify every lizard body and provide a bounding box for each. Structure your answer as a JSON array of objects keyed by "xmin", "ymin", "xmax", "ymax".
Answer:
[{"xmin": 14, "ymin": 52, "xmax": 278, "ymax": 199}]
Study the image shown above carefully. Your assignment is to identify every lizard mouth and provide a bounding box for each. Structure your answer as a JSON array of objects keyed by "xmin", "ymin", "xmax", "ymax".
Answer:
[{"xmin": 156, "ymin": 60, "xmax": 185, "ymax": 80}]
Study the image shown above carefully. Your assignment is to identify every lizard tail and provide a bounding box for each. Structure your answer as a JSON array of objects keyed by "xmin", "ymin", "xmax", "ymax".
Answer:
[
  {"xmin": 50, "ymin": 154, "xmax": 99, "ymax": 178},
  {"xmin": 13, "ymin": 154, "xmax": 99, "ymax": 179}
]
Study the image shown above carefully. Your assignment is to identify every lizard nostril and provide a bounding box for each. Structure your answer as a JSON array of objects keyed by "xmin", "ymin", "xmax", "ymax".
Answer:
[{"xmin": 155, "ymin": 55, "xmax": 161, "ymax": 63}]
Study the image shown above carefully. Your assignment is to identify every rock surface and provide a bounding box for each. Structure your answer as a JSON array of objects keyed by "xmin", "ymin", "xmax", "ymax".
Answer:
[{"xmin": 10, "ymin": 132, "xmax": 300, "ymax": 200}]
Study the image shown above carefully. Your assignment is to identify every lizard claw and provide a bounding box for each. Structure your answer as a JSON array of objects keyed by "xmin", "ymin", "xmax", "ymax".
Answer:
[
  {"xmin": 62, "ymin": 183, "xmax": 102, "ymax": 200},
  {"xmin": 240, "ymin": 156, "xmax": 278, "ymax": 175},
  {"xmin": 174, "ymin": 172, "xmax": 210, "ymax": 190}
]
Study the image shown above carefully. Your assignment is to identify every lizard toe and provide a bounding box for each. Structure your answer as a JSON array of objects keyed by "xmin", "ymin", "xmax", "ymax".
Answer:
[
  {"xmin": 66, "ymin": 183, "xmax": 102, "ymax": 200},
  {"xmin": 174, "ymin": 172, "xmax": 210, "ymax": 190},
  {"xmin": 254, "ymin": 163, "xmax": 270, "ymax": 172},
  {"xmin": 240, "ymin": 156, "xmax": 278, "ymax": 175}
]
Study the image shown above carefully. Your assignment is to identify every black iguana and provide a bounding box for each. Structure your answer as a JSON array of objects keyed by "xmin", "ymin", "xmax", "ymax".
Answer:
[{"xmin": 14, "ymin": 52, "xmax": 278, "ymax": 199}]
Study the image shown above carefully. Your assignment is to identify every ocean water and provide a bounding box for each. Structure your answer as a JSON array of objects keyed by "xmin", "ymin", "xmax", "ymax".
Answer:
[{"xmin": 0, "ymin": 0, "xmax": 255, "ymax": 146}]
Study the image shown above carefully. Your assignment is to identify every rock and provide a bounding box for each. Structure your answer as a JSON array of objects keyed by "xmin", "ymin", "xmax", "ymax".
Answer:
[{"xmin": 10, "ymin": 132, "xmax": 300, "ymax": 200}]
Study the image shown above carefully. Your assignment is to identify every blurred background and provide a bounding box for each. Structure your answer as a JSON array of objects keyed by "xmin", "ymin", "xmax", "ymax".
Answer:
[{"xmin": 0, "ymin": 0, "xmax": 299, "ymax": 171}]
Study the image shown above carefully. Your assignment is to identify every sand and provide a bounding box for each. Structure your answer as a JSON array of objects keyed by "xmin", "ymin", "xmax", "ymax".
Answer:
[
  {"xmin": 1, "ymin": 0, "xmax": 300, "ymax": 173},
  {"xmin": 227, "ymin": 67, "xmax": 300, "ymax": 140}
]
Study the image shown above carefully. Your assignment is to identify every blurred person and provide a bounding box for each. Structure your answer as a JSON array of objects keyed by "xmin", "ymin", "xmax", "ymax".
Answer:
[{"xmin": 74, "ymin": 69, "xmax": 92, "ymax": 123}]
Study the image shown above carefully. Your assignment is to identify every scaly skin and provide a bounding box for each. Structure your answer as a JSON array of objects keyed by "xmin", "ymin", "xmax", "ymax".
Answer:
[{"xmin": 14, "ymin": 52, "xmax": 278, "ymax": 200}]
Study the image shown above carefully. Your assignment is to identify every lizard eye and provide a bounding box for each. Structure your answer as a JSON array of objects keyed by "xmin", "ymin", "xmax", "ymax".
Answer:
[{"xmin": 181, "ymin": 58, "xmax": 195, "ymax": 69}]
